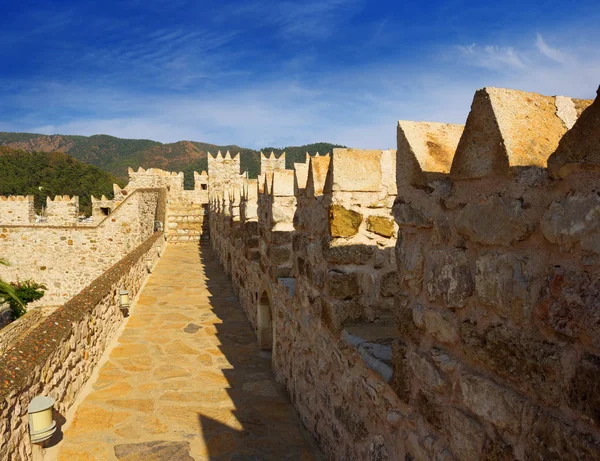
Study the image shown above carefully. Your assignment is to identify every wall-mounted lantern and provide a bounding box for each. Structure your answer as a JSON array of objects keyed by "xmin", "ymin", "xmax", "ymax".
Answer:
[
  {"xmin": 28, "ymin": 396, "xmax": 56, "ymax": 444},
  {"xmin": 120, "ymin": 290, "xmax": 130, "ymax": 313}
]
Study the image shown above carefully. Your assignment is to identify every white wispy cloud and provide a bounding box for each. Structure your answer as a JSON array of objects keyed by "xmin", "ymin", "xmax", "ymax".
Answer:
[
  {"xmin": 456, "ymin": 44, "xmax": 527, "ymax": 71},
  {"xmin": 535, "ymin": 33, "xmax": 568, "ymax": 64},
  {"xmin": 1, "ymin": 26, "xmax": 598, "ymax": 151},
  {"xmin": 217, "ymin": 0, "xmax": 364, "ymax": 40}
]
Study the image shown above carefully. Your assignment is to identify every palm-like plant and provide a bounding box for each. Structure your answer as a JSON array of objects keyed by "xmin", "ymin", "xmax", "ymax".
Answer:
[{"xmin": 0, "ymin": 259, "xmax": 24, "ymax": 312}]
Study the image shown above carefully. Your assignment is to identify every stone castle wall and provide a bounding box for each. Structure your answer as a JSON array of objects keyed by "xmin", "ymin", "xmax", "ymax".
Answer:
[
  {"xmin": 208, "ymin": 86, "xmax": 600, "ymax": 460},
  {"xmin": 0, "ymin": 195, "xmax": 35, "ymax": 225},
  {"xmin": 0, "ymin": 189, "xmax": 164, "ymax": 305},
  {"xmin": 125, "ymin": 167, "xmax": 209, "ymax": 243}
]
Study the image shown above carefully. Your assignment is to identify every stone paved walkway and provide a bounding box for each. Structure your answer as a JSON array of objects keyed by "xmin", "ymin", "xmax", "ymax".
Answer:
[{"xmin": 54, "ymin": 243, "xmax": 321, "ymax": 461}]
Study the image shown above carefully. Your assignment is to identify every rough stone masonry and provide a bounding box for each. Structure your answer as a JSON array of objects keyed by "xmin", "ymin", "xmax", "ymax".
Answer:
[
  {"xmin": 208, "ymin": 86, "xmax": 600, "ymax": 460},
  {"xmin": 0, "ymin": 85, "xmax": 599, "ymax": 460}
]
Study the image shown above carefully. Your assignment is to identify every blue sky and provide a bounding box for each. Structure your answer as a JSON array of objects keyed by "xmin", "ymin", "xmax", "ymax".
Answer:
[{"xmin": 0, "ymin": 0, "xmax": 598, "ymax": 149}]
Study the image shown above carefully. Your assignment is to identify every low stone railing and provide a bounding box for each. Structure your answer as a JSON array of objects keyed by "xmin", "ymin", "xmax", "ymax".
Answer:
[
  {"xmin": 0, "ymin": 230, "xmax": 166, "ymax": 461},
  {"xmin": 0, "ymin": 306, "xmax": 58, "ymax": 353}
]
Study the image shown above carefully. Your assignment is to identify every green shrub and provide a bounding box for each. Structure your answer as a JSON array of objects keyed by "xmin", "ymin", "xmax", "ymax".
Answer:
[
  {"xmin": 5, "ymin": 280, "xmax": 47, "ymax": 319},
  {"xmin": 0, "ymin": 259, "xmax": 24, "ymax": 318}
]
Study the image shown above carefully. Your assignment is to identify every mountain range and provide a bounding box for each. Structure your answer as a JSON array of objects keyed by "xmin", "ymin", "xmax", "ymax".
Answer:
[{"xmin": 0, "ymin": 132, "xmax": 345, "ymax": 181}]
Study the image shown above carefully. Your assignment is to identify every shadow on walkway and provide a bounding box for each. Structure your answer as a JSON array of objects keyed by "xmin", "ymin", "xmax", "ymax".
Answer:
[{"xmin": 195, "ymin": 240, "xmax": 321, "ymax": 460}]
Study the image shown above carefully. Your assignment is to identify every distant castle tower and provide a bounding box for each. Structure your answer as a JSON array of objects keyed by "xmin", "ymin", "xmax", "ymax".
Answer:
[
  {"xmin": 208, "ymin": 151, "xmax": 244, "ymax": 198},
  {"xmin": 260, "ymin": 152, "xmax": 286, "ymax": 174}
]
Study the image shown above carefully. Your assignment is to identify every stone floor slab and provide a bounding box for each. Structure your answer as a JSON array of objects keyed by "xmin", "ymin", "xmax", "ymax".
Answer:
[{"xmin": 54, "ymin": 243, "xmax": 322, "ymax": 461}]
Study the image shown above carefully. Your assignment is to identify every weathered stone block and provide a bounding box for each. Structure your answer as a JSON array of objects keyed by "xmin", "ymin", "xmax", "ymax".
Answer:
[
  {"xmin": 395, "ymin": 294, "xmax": 420, "ymax": 342},
  {"xmin": 321, "ymin": 299, "xmax": 364, "ymax": 332},
  {"xmin": 416, "ymin": 390, "xmax": 443, "ymax": 429},
  {"xmin": 536, "ymin": 266, "xmax": 600, "ymax": 346},
  {"xmin": 380, "ymin": 272, "xmax": 400, "ymax": 297},
  {"xmin": 324, "ymin": 241, "xmax": 375, "ymax": 265},
  {"xmin": 541, "ymin": 194, "xmax": 600, "ymax": 254},
  {"xmin": 367, "ymin": 215, "xmax": 395, "ymax": 238},
  {"xmin": 329, "ymin": 205, "xmax": 363, "ymax": 238},
  {"xmin": 393, "ymin": 200, "xmax": 433, "ymax": 228},
  {"xmin": 268, "ymin": 246, "xmax": 291, "ymax": 266},
  {"xmin": 244, "ymin": 221, "xmax": 259, "ymax": 235},
  {"xmin": 326, "ymin": 270, "xmax": 360, "ymax": 300},
  {"xmin": 425, "ymin": 249, "xmax": 473, "ymax": 308},
  {"xmin": 331, "ymin": 148, "xmax": 382, "ymax": 192},
  {"xmin": 446, "ymin": 408, "xmax": 485, "ymax": 461},
  {"xmin": 455, "ymin": 195, "xmax": 533, "ymax": 246},
  {"xmin": 457, "ymin": 373, "xmax": 525, "ymax": 434},
  {"xmin": 569, "ymin": 353, "xmax": 600, "ymax": 424},
  {"xmin": 270, "ymin": 231, "xmax": 292, "ymax": 246},
  {"xmin": 390, "ymin": 339, "xmax": 411, "ymax": 402},
  {"xmin": 525, "ymin": 412, "xmax": 600, "ymax": 460},
  {"xmin": 460, "ymin": 322, "xmax": 563, "ymax": 402},
  {"xmin": 481, "ymin": 438, "xmax": 514, "ymax": 461},
  {"xmin": 334, "ymin": 403, "xmax": 369, "ymax": 441},
  {"xmin": 396, "ymin": 233, "xmax": 425, "ymax": 294},
  {"xmin": 423, "ymin": 308, "xmax": 459, "ymax": 345},
  {"xmin": 408, "ymin": 351, "xmax": 448, "ymax": 394},
  {"xmin": 367, "ymin": 435, "xmax": 390, "ymax": 461},
  {"xmin": 475, "ymin": 253, "xmax": 538, "ymax": 322}
]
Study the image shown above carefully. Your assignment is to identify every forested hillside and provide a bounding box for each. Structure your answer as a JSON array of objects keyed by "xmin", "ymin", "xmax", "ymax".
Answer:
[
  {"xmin": 0, "ymin": 147, "xmax": 125, "ymax": 215},
  {"xmin": 0, "ymin": 132, "xmax": 345, "ymax": 187}
]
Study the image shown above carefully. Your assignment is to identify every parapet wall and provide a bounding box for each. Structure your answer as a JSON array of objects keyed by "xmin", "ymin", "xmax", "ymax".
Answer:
[
  {"xmin": 0, "ymin": 195, "xmax": 34, "ymax": 224},
  {"xmin": 0, "ymin": 231, "xmax": 165, "ymax": 461},
  {"xmin": 45, "ymin": 195, "xmax": 79, "ymax": 225},
  {"xmin": 260, "ymin": 151, "xmax": 286, "ymax": 174},
  {"xmin": 208, "ymin": 85, "xmax": 600, "ymax": 460}
]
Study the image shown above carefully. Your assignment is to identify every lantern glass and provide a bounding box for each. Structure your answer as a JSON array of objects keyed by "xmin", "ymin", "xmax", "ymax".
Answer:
[{"xmin": 120, "ymin": 290, "xmax": 130, "ymax": 308}]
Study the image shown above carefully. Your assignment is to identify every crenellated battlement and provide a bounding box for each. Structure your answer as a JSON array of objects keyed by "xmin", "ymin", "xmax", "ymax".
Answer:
[
  {"xmin": 0, "ymin": 195, "xmax": 34, "ymax": 224},
  {"xmin": 260, "ymin": 151, "xmax": 286, "ymax": 174},
  {"xmin": 46, "ymin": 195, "xmax": 79, "ymax": 225},
  {"xmin": 205, "ymin": 84, "xmax": 600, "ymax": 461}
]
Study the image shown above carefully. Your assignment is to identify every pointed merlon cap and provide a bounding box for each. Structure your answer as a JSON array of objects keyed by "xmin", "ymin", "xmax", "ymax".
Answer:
[
  {"xmin": 225, "ymin": 150, "xmax": 232, "ymax": 160},
  {"xmin": 307, "ymin": 154, "xmax": 331, "ymax": 197},
  {"xmin": 264, "ymin": 172, "xmax": 274, "ymax": 195},
  {"xmin": 128, "ymin": 167, "xmax": 134, "ymax": 175},
  {"xmin": 451, "ymin": 87, "xmax": 586, "ymax": 179},
  {"xmin": 294, "ymin": 163, "xmax": 309, "ymax": 191},
  {"xmin": 547, "ymin": 86, "xmax": 600, "ymax": 177},
  {"xmin": 330, "ymin": 148, "xmax": 382, "ymax": 192},
  {"xmin": 305, "ymin": 152, "xmax": 311, "ymax": 163},
  {"xmin": 397, "ymin": 121, "xmax": 464, "ymax": 186}
]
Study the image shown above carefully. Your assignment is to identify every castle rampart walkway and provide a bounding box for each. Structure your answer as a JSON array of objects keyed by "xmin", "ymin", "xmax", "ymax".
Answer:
[{"xmin": 52, "ymin": 243, "xmax": 320, "ymax": 461}]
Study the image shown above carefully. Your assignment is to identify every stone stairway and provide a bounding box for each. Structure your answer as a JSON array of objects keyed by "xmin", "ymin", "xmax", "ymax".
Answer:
[{"xmin": 165, "ymin": 202, "xmax": 208, "ymax": 243}]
